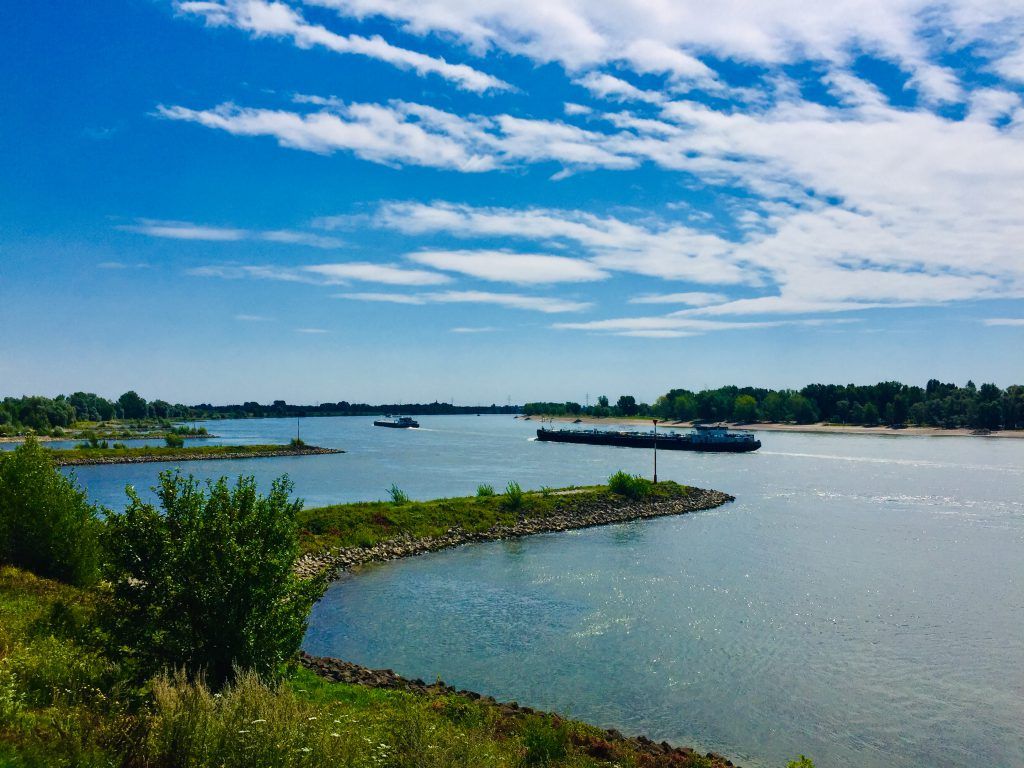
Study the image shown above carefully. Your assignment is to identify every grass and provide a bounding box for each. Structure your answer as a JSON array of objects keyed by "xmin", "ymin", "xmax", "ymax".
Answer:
[
  {"xmin": 298, "ymin": 481, "xmax": 692, "ymax": 554},
  {"xmin": 23, "ymin": 443, "xmax": 331, "ymax": 466},
  {"xmin": 0, "ymin": 563, "xmax": 742, "ymax": 768}
]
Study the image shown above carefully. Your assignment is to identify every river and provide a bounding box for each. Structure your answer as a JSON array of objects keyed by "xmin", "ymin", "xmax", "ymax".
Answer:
[{"xmin": 57, "ymin": 415, "xmax": 1024, "ymax": 767}]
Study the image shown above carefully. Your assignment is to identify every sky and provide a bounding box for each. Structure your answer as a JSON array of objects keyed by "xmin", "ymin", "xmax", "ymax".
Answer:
[{"xmin": 2, "ymin": 0, "xmax": 1024, "ymax": 405}]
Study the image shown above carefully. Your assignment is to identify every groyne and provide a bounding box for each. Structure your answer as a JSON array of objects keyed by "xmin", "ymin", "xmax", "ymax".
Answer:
[
  {"xmin": 296, "ymin": 486, "xmax": 732, "ymax": 579},
  {"xmin": 52, "ymin": 445, "xmax": 343, "ymax": 466}
]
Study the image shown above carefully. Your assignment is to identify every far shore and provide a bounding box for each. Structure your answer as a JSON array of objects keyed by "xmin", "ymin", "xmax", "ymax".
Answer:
[{"xmin": 526, "ymin": 414, "xmax": 1024, "ymax": 439}]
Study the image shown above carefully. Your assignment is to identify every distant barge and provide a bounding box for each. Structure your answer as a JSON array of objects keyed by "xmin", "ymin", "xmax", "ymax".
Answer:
[
  {"xmin": 374, "ymin": 416, "xmax": 420, "ymax": 428},
  {"xmin": 536, "ymin": 423, "xmax": 761, "ymax": 453}
]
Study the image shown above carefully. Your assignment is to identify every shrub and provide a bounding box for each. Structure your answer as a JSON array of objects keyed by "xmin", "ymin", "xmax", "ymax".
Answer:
[
  {"xmin": 102, "ymin": 471, "xmax": 324, "ymax": 687},
  {"xmin": 504, "ymin": 481, "xmax": 523, "ymax": 510},
  {"xmin": 388, "ymin": 484, "xmax": 409, "ymax": 504},
  {"xmin": 0, "ymin": 439, "xmax": 101, "ymax": 586},
  {"xmin": 476, "ymin": 483, "xmax": 495, "ymax": 497},
  {"xmin": 787, "ymin": 757, "xmax": 815, "ymax": 768},
  {"xmin": 289, "ymin": 437, "xmax": 306, "ymax": 448},
  {"xmin": 607, "ymin": 470, "xmax": 652, "ymax": 500},
  {"xmin": 164, "ymin": 434, "xmax": 185, "ymax": 448},
  {"xmin": 520, "ymin": 716, "xmax": 569, "ymax": 766}
]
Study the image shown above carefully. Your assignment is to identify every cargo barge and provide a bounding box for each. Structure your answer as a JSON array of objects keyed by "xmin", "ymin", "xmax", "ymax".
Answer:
[
  {"xmin": 374, "ymin": 416, "xmax": 420, "ymax": 428},
  {"xmin": 536, "ymin": 423, "xmax": 761, "ymax": 452}
]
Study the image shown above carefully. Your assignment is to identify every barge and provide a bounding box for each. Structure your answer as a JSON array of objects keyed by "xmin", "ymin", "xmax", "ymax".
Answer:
[
  {"xmin": 373, "ymin": 416, "xmax": 420, "ymax": 428},
  {"xmin": 536, "ymin": 423, "xmax": 761, "ymax": 452}
]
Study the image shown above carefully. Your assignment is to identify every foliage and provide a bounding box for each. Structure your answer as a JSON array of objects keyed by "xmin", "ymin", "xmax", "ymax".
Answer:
[
  {"xmin": 0, "ymin": 439, "xmax": 102, "ymax": 586},
  {"xmin": 164, "ymin": 434, "xmax": 185, "ymax": 448},
  {"xmin": 476, "ymin": 483, "xmax": 496, "ymax": 497},
  {"xmin": 289, "ymin": 436, "xmax": 306, "ymax": 448},
  {"xmin": 786, "ymin": 756, "xmax": 815, "ymax": 768},
  {"xmin": 102, "ymin": 472, "xmax": 324, "ymax": 687},
  {"xmin": 388, "ymin": 483, "xmax": 410, "ymax": 504},
  {"xmin": 43, "ymin": 443, "xmax": 315, "ymax": 465},
  {"xmin": 520, "ymin": 715, "xmax": 570, "ymax": 766},
  {"xmin": 504, "ymin": 480, "xmax": 524, "ymax": 510},
  {"xmin": 606, "ymin": 470, "xmax": 652, "ymax": 500}
]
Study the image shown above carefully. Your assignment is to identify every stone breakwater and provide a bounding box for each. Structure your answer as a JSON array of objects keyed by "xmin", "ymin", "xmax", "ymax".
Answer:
[
  {"xmin": 295, "ymin": 487, "xmax": 733, "ymax": 580},
  {"xmin": 301, "ymin": 652, "xmax": 739, "ymax": 768},
  {"xmin": 53, "ymin": 446, "xmax": 343, "ymax": 466}
]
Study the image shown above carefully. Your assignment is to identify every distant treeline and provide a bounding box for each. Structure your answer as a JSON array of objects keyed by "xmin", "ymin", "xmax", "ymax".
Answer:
[
  {"xmin": 0, "ymin": 392, "xmax": 520, "ymax": 435},
  {"xmin": 525, "ymin": 380, "xmax": 1024, "ymax": 430}
]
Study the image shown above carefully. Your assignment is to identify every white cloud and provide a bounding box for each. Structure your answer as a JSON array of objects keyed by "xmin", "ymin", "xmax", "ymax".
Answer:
[
  {"xmin": 334, "ymin": 292, "xmax": 426, "ymax": 304},
  {"xmin": 304, "ymin": 262, "xmax": 450, "ymax": 285},
  {"xmin": 295, "ymin": 327, "xmax": 329, "ymax": 333},
  {"xmin": 235, "ymin": 313, "xmax": 273, "ymax": 321},
  {"xmin": 450, "ymin": 326, "xmax": 497, "ymax": 333},
  {"xmin": 189, "ymin": 262, "xmax": 449, "ymax": 286},
  {"xmin": 303, "ymin": 0, "xmax": 1024, "ymax": 103},
  {"xmin": 124, "ymin": 219, "xmax": 344, "ymax": 248},
  {"xmin": 176, "ymin": 0, "xmax": 508, "ymax": 92},
  {"xmin": 337, "ymin": 289, "xmax": 591, "ymax": 313},
  {"xmin": 124, "ymin": 220, "xmax": 246, "ymax": 241},
  {"xmin": 407, "ymin": 249, "xmax": 609, "ymax": 284},
  {"xmin": 983, "ymin": 318, "xmax": 1024, "ymax": 326},
  {"xmin": 564, "ymin": 102, "xmax": 592, "ymax": 116},
  {"xmin": 629, "ymin": 292, "xmax": 728, "ymax": 306}
]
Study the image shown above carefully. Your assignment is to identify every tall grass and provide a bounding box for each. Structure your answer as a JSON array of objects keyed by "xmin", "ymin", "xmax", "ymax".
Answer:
[{"xmin": 388, "ymin": 484, "xmax": 410, "ymax": 504}]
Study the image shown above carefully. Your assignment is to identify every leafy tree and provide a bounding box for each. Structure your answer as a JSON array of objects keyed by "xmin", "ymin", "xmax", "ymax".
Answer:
[
  {"xmin": 597, "ymin": 395, "xmax": 609, "ymax": 408},
  {"xmin": 733, "ymin": 394, "xmax": 759, "ymax": 422},
  {"xmin": 118, "ymin": 390, "xmax": 149, "ymax": 419},
  {"xmin": 102, "ymin": 471, "xmax": 324, "ymax": 687},
  {"xmin": 615, "ymin": 395, "xmax": 638, "ymax": 416},
  {"xmin": 0, "ymin": 438, "xmax": 101, "ymax": 586}
]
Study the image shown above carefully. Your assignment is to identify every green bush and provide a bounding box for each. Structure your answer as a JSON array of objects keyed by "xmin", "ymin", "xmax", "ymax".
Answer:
[
  {"xmin": 607, "ymin": 470, "xmax": 652, "ymax": 500},
  {"xmin": 0, "ymin": 439, "xmax": 101, "ymax": 586},
  {"xmin": 504, "ymin": 481, "xmax": 523, "ymax": 510},
  {"xmin": 289, "ymin": 437, "xmax": 306, "ymax": 448},
  {"xmin": 520, "ymin": 716, "xmax": 569, "ymax": 766},
  {"xmin": 102, "ymin": 471, "xmax": 324, "ymax": 687},
  {"xmin": 388, "ymin": 484, "xmax": 410, "ymax": 504},
  {"xmin": 164, "ymin": 434, "xmax": 185, "ymax": 448},
  {"xmin": 476, "ymin": 483, "xmax": 495, "ymax": 497},
  {"xmin": 787, "ymin": 757, "xmax": 815, "ymax": 768}
]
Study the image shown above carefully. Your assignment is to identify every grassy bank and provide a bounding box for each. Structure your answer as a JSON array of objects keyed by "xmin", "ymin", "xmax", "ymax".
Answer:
[
  {"xmin": 0, "ymin": 564, "xmax": 736, "ymax": 768},
  {"xmin": 299, "ymin": 480, "xmax": 692, "ymax": 554},
  {"xmin": 34, "ymin": 443, "xmax": 342, "ymax": 466}
]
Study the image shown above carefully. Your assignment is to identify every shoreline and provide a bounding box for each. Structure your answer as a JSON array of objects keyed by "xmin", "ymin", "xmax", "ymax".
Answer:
[
  {"xmin": 50, "ymin": 445, "xmax": 343, "ymax": 466},
  {"xmin": 300, "ymin": 652, "xmax": 740, "ymax": 768},
  {"xmin": 298, "ymin": 486, "xmax": 740, "ymax": 767},
  {"xmin": 296, "ymin": 485, "xmax": 732, "ymax": 577},
  {"xmin": 528, "ymin": 414, "xmax": 1024, "ymax": 439}
]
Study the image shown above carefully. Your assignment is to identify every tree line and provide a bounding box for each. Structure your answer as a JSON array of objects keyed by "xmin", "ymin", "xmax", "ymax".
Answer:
[
  {"xmin": 525, "ymin": 379, "xmax": 1024, "ymax": 430},
  {"xmin": 0, "ymin": 391, "xmax": 520, "ymax": 434}
]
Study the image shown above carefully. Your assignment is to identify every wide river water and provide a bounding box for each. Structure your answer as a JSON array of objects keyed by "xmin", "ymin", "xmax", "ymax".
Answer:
[{"xmin": 54, "ymin": 415, "xmax": 1023, "ymax": 767}]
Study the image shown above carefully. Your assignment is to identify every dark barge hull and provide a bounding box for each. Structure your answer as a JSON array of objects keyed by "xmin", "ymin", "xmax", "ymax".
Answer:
[
  {"xmin": 536, "ymin": 428, "xmax": 760, "ymax": 452},
  {"xmin": 374, "ymin": 420, "xmax": 418, "ymax": 428}
]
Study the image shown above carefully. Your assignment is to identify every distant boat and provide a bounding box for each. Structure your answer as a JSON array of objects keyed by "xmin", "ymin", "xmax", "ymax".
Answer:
[
  {"xmin": 536, "ymin": 423, "xmax": 761, "ymax": 453},
  {"xmin": 374, "ymin": 416, "xmax": 419, "ymax": 429}
]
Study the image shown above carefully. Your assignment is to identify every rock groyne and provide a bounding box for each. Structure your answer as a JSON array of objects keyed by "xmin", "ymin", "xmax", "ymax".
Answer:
[{"xmin": 296, "ymin": 486, "xmax": 733, "ymax": 580}]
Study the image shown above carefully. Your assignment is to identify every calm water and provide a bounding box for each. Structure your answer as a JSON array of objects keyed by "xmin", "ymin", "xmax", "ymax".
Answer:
[{"xmin": 60, "ymin": 416, "xmax": 1024, "ymax": 767}]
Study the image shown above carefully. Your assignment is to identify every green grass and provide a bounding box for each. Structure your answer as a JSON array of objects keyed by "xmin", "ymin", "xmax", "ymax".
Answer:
[
  {"xmin": 1, "ymin": 564, "xmax": 746, "ymax": 768},
  {"xmin": 30, "ymin": 443, "xmax": 325, "ymax": 465},
  {"xmin": 299, "ymin": 481, "xmax": 692, "ymax": 554}
]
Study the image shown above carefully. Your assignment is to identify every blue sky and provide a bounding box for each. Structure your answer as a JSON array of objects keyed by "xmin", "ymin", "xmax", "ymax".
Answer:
[{"xmin": 3, "ymin": 0, "xmax": 1024, "ymax": 404}]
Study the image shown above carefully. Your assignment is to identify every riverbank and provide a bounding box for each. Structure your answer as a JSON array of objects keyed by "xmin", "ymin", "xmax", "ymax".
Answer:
[
  {"xmin": 40, "ymin": 443, "xmax": 343, "ymax": 466},
  {"xmin": 0, "ymin": 565, "xmax": 746, "ymax": 768},
  {"xmin": 530, "ymin": 414, "xmax": 1024, "ymax": 438},
  {"xmin": 301, "ymin": 652, "xmax": 740, "ymax": 768},
  {"xmin": 296, "ymin": 481, "xmax": 733, "ymax": 579}
]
